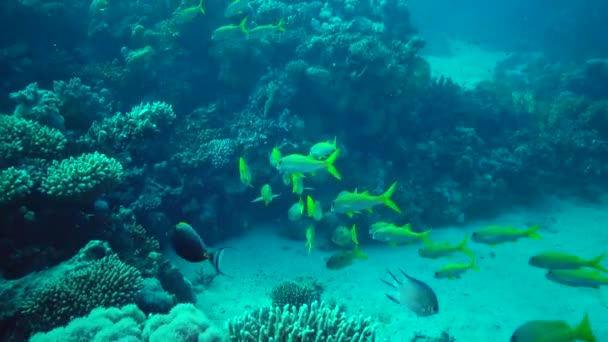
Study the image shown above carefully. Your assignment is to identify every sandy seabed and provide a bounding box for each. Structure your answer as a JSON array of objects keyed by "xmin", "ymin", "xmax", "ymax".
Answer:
[{"xmin": 172, "ymin": 197, "xmax": 608, "ymax": 341}]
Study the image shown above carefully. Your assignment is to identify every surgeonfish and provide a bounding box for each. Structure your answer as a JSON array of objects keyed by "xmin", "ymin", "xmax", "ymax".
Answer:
[
  {"xmin": 434, "ymin": 257, "xmax": 479, "ymax": 280},
  {"xmin": 510, "ymin": 314, "xmax": 596, "ymax": 342},
  {"xmin": 529, "ymin": 251, "xmax": 608, "ymax": 273},
  {"xmin": 171, "ymin": 222, "xmax": 229, "ymax": 275},
  {"xmin": 238, "ymin": 156, "xmax": 253, "ymax": 187},
  {"xmin": 472, "ymin": 225, "xmax": 541, "ymax": 245},
  {"xmin": 546, "ymin": 268, "xmax": 608, "ymax": 289},
  {"xmin": 309, "ymin": 136, "xmax": 337, "ymax": 160},
  {"xmin": 418, "ymin": 235, "xmax": 475, "ymax": 259},
  {"xmin": 381, "ymin": 269, "xmax": 438, "ymax": 317},
  {"xmin": 251, "ymin": 184, "xmax": 280, "ymax": 206},
  {"xmin": 276, "ymin": 150, "xmax": 341, "ymax": 180},
  {"xmin": 331, "ymin": 182, "xmax": 401, "ymax": 217}
]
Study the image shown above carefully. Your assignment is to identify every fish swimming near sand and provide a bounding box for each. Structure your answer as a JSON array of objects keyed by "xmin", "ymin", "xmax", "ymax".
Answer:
[
  {"xmin": 510, "ymin": 314, "xmax": 596, "ymax": 342},
  {"xmin": 381, "ymin": 269, "xmax": 438, "ymax": 317},
  {"xmin": 171, "ymin": 222, "xmax": 231, "ymax": 276}
]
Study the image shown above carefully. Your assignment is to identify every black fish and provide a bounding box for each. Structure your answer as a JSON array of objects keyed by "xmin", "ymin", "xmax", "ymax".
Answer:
[
  {"xmin": 381, "ymin": 269, "xmax": 438, "ymax": 316},
  {"xmin": 171, "ymin": 222, "xmax": 230, "ymax": 276}
]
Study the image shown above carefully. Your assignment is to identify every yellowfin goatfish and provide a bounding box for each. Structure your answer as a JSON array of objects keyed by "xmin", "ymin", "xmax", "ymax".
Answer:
[
  {"xmin": 472, "ymin": 224, "xmax": 541, "ymax": 245},
  {"xmin": 529, "ymin": 251, "xmax": 608, "ymax": 273},
  {"xmin": 331, "ymin": 181, "xmax": 401, "ymax": 217},
  {"xmin": 419, "ymin": 235, "xmax": 475, "ymax": 259},
  {"xmin": 369, "ymin": 222, "xmax": 430, "ymax": 246},
  {"xmin": 434, "ymin": 257, "xmax": 479, "ymax": 280},
  {"xmin": 212, "ymin": 17, "xmax": 248, "ymax": 41},
  {"xmin": 511, "ymin": 314, "xmax": 596, "ymax": 342},
  {"xmin": 287, "ymin": 198, "xmax": 304, "ymax": 221},
  {"xmin": 382, "ymin": 269, "xmax": 438, "ymax": 317},
  {"xmin": 171, "ymin": 222, "xmax": 230, "ymax": 275},
  {"xmin": 305, "ymin": 224, "xmax": 315, "ymax": 253},
  {"xmin": 269, "ymin": 147, "xmax": 281, "ymax": 168},
  {"xmin": 306, "ymin": 195, "xmax": 323, "ymax": 221},
  {"xmin": 277, "ymin": 149, "xmax": 341, "ymax": 180},
  {"xmin": 224, "ymin": 0, "xmax": 248, "ymax": 18},
  {"xmin": 309, "ymin": 136, "xmax": 337, "ymax": 160},
  {"xmin": 251, "ymin": 184, "xmax": 279, "ymax": 206},
  {"xmin": 326, "ymin": 228, "xmax": 367, "ymax": 270},
  {"xmin": 238, "ymin": 157, "xmax": 253, "ymax": 187},
  {"xmin": 248, "ymin": 19, "xmax": 286, "ymax": 40},
  {"xmin": 546, "ymin": 268, "xmax": 608, "ymax": 289},
  {"xmin": 174, "ymin": 0, "xmax": 205, "ymax": 24}
]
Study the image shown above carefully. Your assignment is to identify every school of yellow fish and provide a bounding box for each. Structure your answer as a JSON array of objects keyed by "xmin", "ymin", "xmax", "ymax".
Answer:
[{"xmin": 238, "ymin": 137, "xmax": 605, "ymax": 341}]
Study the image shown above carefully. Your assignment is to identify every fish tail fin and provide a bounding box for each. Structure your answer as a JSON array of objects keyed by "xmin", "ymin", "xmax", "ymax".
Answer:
[
  {"xmin": 239, "ymin": 17, "xmax": 249, "ymax": 37},
  {"xmin": 210, "ymin": 247, "xmax": 231, "ymax": 277},
  {"xmin": 251, "ymin": 196, "xmax": 262, "ymax": 203},
  {"xmin": 353, "ymin": 244, "xmax": 368, "ymax": 260},
  {"xmin": 420, "ymin": 230, "xmax": 432, "ymax": 245},
  {"xmin": 324, "ymin": 149, "xmax": 341, "ymax": 180},
  {"xmin": 198, "ymin": 0, "xmax": 206, "ymax": 14},
  {"xmin": 469, "ymin": 257, "xmax": 480, "ymax": 271},
  {"xmin": 306, "ymin": 195, "xmax": 315, "ymax": 217},
  {"xmin": 459, "ymin": 235, "xmax": 476, "ymax": 258},
  {"xmin": 332, "ymin": 135, "xmax": 337, "ymax": 147},
  {"xmin": 350, "ymin": 224, "xmax": 359, "ymax": 245},
  {"xmin": 590, "ymin": 253, "xmax": 608, "ymax": 273},
  {"xmin": 382, "ymin": 182, "xmax": 402, "ymax": 214},
  {"xmin": 574, "ymin": 314, "xmax": 596, "ymax": 342},
  {"xmin": 525, "ymin": 225, "xmax": 542, "ymax": 240},
  {"xmin": 277, "ymin": 18, "xmax": 286, "ymax": 32}
]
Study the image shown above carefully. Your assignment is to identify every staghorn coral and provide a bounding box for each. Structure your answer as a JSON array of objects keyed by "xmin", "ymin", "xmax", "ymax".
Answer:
[
  {"xmin": 9, "ymin": 83, "xmax": 63, "ymax": 128},
  {"xmin": 21, "ymin": 254, "xmax": 143, "ymax": 333},
  {"xmin": 227, "ymin": 301, "xmax": 377, "ymax": 342},
  {"xmin": 40, "ymin": 152, "xmax": 124, "ymax": 200}
]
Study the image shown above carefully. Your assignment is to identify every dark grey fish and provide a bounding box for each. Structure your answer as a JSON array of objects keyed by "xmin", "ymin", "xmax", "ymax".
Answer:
[
  {"xmin": 381, "ymin": 269, "xmax": 438, "ymax": 316},
  {"xmin": 171, "ymin": 222, "xmax": 230, "ymax": 276}
]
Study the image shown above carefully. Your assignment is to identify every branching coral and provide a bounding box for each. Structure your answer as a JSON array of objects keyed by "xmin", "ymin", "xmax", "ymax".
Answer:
[
  {"xmin": 0, "ymin": 167, "xmax": 33, "ymax": 205},
  {"xmin": 0, "ymin": 114, "xmax": 67, "ymax": 161},
  {"xmin": 40, "ymin": 152, "xmax": 124, "ymax": 199},
  {"xmin": 227, "ymin": 301, "xmax": 377, "ymax": 342},
  {"xmin": 270, "ymin": 278, "xmax": 323, "ymax": 308},
  {"xmin": 21, "ymin": 254, "xmax": 143, "ymax": 333}
]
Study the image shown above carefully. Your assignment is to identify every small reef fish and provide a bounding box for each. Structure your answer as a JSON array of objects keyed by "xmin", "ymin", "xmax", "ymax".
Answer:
[
  {"xmin": 291, "ymin": 173, "xmax": 312, "ymax": 195},
  {"xmin": 434, "ymin": 257, "xmax": 479, "ymax": 280},
  {"xmin": 277, "ymin": 150, "xmax": 341, "ymax": 180},
  {"xmin": 529, "ymin": 251, "xmax": 608, "ymax": 273},
  {"xmin": 472, "ymin": 224, "xmax": 541, "ymax": 245},
  {"xmin": 369, "ymin": 222, "xmax": 430, "ymax": 246},
  {"xmin": 238, "ymin": 156, "xmax": 253, "ymax": 187},
  {"xmin": 306, "ymin": 195, "xmax": 323, "ymax": 221},
  {"xmin": 418, "ymin": 235, "xmax": 475, "ymax": 259},
  {"xmin": 510, "ymin": 314, "xmax": 596, "ymax": 342},
  {"xmin": 331, "ymin": 224, "xmax": 357, "ymax": 248},
  {"xmin": 326, "ymin": 226, "xmax": 367, "ymax": 270},
  {"xmin": 305, "ymin": 224, "xmax": 315, "ymax": 253},
  {"xmin": 224, "ymin": 0, "xmax": 248, "ymax": 18},
  {"xmin": 175, "ymin": 0, "xmax": 205, "ymax": 24},
  {"xmin": 287, "ymin": 198, "xmax": 304, "ymax": 221},
  {"xmin": 381, "ymin": 269, "xmax": 438, "ymax": 317},
  {"xmin": 248, "ymin": 19, "xmax": 286, "ymax": 40},
  {"xmin": 546, "ymin": 269, "xmax": 608, "ymax": 289},
  {"xmin": 89, "ymin": 0, "xmax": 109, "ymax": 15},
  {"xmin": 309, "ymin": 136, "xmax": 337, "ymax": 160},
  {"xmin": 171, "ymin": 222, "xmax": 229, "ymax": 275},
  {"xmin": 251, "ymin": 184, "xmax": 279, "ymax": 206},
  {"xmin": 269, "ymin": 147, "xmax": 281, "ymax": 168},
  {"xmin": 331, "ymin": 181, "xmax": 401, "ymax": 217},
  {"xmin": 212, "ymin": 18, "xmax": 249, "ymax": 41}
]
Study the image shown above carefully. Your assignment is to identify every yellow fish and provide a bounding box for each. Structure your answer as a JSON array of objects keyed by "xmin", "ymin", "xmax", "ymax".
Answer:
[
  {"xmin": 419, "ymin": 235, "xmax": 475, "ymax": 259},
  {"xmin": 238, "ymin": 157, "xmax": 253, "ymax": 187},
  {"xmin": 529, "ymin": 251, "xmax": 608, "ymax": 273},
  {"xmin": 306, "ymin": 195, "xmax": 323, "ymax": 221},
  {"xmin": 175, "ymin": 0, "xmax": 205, "ymax": 24},
  {"xmin": 277, "ymin": 150, "xmax": 341, "ymax": 180},
  {"xmin": 331, "ymin": 182, "xmax": 401, "ymax": 217},
  {"xmin": 251, "ymin": 184, "xmax": 279, "ymax": 206},
  {"xmin": 287, "ymin": 198, "xmax": 304, "ymax": 221},
  {"xmin": 472, "ymin": 224, "xmax": 541, "ymax": 245},
  {"xmin": 369, "ymin": 222, "xmax": 430, "ymax": 246},
  {"xmin": 511, "ymin": 314, "xmax": 596, "ymax": 342},
  {"xmin": 248, "ymin": 19, "xmax": 286, "ymax": 40},
  {"xmin": 269, "ymin": 147, "xmax": 281, "ymax": 168},
  {"xmin": 546, "ymin": 268, "xmax": 608, "ymax": 289},
  {"xmin": 434, "ymin": 257, "xmax": 479, "ymax": 280},
  {"xmin": 305, "ymin": 224, "xmax": 315, "ymax": 253},
  {"xmin": 309, "ymin": 136, "xmax": 337, "ymax": 160}
]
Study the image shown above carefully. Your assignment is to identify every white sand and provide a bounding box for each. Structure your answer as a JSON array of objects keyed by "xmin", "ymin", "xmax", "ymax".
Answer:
[
  {"xmin": 423, "ymin": 40, "xmax": 509, "ymax": 89},
  {"xmin": 177, "ymin": 197, "xmax": 608, "ymax": 341}
]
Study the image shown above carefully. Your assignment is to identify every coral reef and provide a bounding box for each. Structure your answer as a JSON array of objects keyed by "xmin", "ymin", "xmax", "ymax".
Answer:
[
  {"xmin": 270, "ymin": 278, "xmax": 324, "ymax": 308},
  {"xmin": 227, "ymin": 301, "xmax": 377, "ymax": 341}
]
